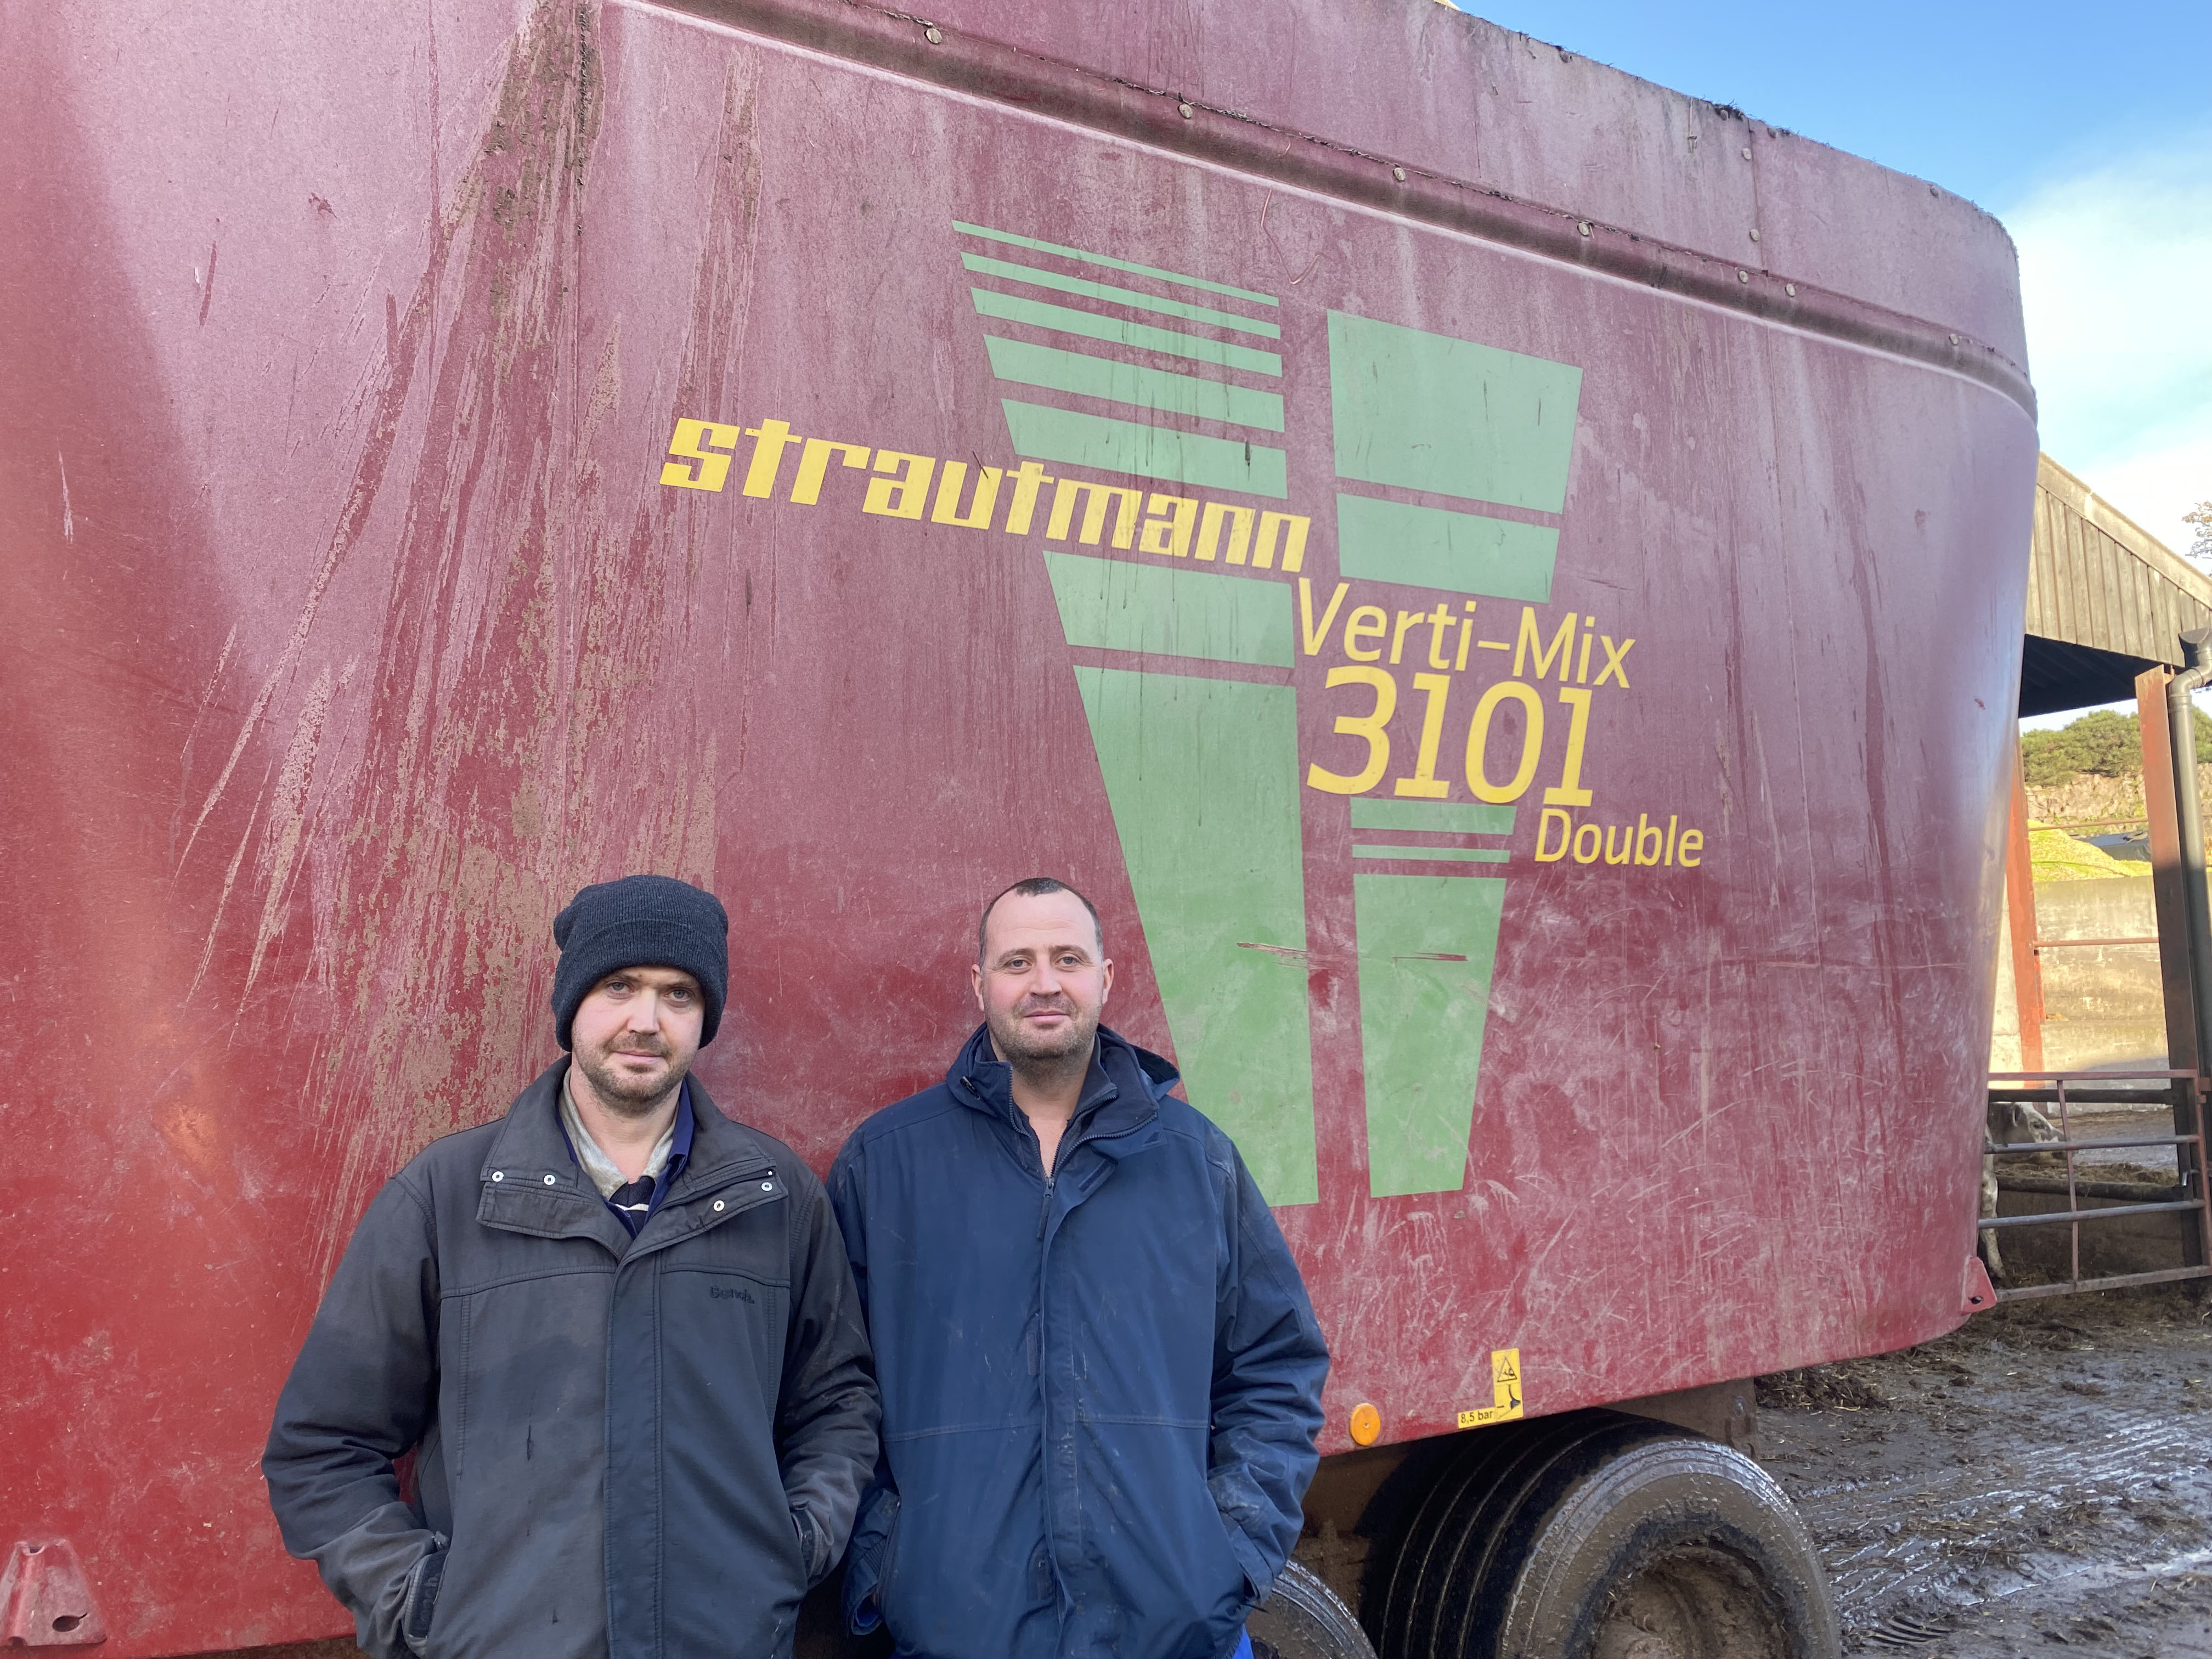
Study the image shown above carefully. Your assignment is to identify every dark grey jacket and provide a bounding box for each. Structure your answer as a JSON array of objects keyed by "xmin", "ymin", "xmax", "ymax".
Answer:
[{"xmin": 263, "ymin": 1063, "xmax": 879, "ymax": 1659}]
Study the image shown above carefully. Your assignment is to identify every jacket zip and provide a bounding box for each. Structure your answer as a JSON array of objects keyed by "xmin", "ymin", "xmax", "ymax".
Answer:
[
  {"xmin": 1026, "ymin": 1102, "xmax": 1135, "ymax": 1628},
  {"xmin": 960, "ymin": 1074, "xmax": 1058, "ymax": 1236},
  {"xmin": 960, "ymin": 1074, "xmax": 1153, "ymax": 1239},
  {"xmin": 953, "ymin": 1051, "xmax": 1177, "ymax": 1640}
]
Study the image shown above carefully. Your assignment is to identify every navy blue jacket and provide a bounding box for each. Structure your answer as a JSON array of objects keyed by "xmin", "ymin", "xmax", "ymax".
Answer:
[{"xmin": 827, "ymin": 1026, "xmax": 1328, "ymax": 1659}]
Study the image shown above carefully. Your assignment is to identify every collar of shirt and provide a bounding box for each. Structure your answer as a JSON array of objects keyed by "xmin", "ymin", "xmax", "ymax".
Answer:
[{"xmin": 559, "ymin": 1073, "xmax": 696, "ymax": 1233}]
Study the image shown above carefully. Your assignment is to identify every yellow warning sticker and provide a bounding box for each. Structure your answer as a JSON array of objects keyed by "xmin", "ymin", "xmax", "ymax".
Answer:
[{"xmin": 1457, "ymin": 1348, "xmax": 1525, "ymax": 1429}]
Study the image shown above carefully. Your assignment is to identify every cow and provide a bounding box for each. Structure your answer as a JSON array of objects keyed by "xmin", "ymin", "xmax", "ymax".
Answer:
[{"xmin": 1980, "ymin": 1098, "xmax": 2062, "ymax": 1282}]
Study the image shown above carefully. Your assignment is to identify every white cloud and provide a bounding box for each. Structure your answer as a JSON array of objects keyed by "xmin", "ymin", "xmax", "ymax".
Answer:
[{"xmin": 2006, "ymin": 133, "xmax": 2212, "ymax": 555}]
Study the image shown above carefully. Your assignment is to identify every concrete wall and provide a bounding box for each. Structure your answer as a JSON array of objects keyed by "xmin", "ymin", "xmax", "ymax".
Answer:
[
  {"xmin": 2032, "ymin": 875, "xmax": 2168, "ymax": 1072},
  {"xmin": 1990, "ymin": 893, "xmax": 2024, "ymax": 1074}
]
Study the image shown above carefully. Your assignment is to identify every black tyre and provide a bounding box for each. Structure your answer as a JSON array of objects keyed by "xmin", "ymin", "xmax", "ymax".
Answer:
[
  {"xmin": 1373, "ymin": 1410, "xmax": 1623, "ymax": 1659},
  {"xmin": 1373, "ymin": 1412, "xmax": 1837, "ymax": 1659},
  {"xmin": 1251, "ymin": 1559, "xmax": 1377, "ymax": 1659}
]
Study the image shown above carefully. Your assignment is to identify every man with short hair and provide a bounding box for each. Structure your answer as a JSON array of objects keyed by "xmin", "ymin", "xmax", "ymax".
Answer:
[
  {"xmin": 829, "ymin": 877, "xmax": 1329, "ymax": 1659},
  {"xmin": 264, "ymin": 874, "xmax": 878, "ymax": 1659}
]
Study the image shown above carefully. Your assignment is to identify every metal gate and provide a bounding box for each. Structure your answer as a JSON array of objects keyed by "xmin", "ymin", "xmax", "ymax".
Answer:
[{"xmin": 1984, "ymin": 1068, "xmax": 2212, "ymax": 1301}]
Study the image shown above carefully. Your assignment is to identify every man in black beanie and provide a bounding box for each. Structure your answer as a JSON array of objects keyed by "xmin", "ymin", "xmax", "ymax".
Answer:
[{"xmin": 263, "ymin": 874, "xmax": 879, "ymax": 1659}]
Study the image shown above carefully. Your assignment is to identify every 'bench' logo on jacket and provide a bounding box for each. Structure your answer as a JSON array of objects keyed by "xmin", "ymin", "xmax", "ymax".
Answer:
[{"xmin": 709, "ymin": 1284, "xmax": 757, "ymax": 1305}]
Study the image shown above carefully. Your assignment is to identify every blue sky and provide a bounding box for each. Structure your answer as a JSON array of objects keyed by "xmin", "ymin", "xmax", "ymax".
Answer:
[
  {"xmin": 1449, "ymin": 3, "xmax": 2208, "ymax": 213},
  {"xmin": 1446, "ymin": 2, "xmax": 2212, "ymax": 731},
  {"xmin": 1450, "ymin": 1, "xmax": 2212, "ymax": 563}
]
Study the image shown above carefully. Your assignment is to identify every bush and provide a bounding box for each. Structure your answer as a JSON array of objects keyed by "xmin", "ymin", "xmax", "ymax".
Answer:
[{"xmin": 2019, "ymin": 706, "xmax": 2212, "ymax": 788}]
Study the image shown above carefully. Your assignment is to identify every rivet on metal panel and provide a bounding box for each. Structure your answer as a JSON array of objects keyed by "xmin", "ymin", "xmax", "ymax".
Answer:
[
  {"xmin": 1736, "ymin": 270, "xmax": 1750, "ymax": 284},
  {"xmin": 1949, "ymin": 334, "xmax": 1960, "ymax": 346},
  {"xmin": 923, "ymin": 25, "xmax": 941, "ymax": 43},
  {"xmin": 1748, "ymin": 228, "xmax": 1760, "ymax": 241},
  {"xmin": 1577, "ymin": 221, "xmax": 1591, "ymax": 237},
  {"xmin": 1785, "ymin": 284, "xmax": 1797, "ymax": 297},
  {"xmin": 1740, "ymin": 146, "xmax": 1752, "ymax": 160},
  {"xmin": 1392, "ymin": 166, "xmax": 1406, "ymax": 183},
  {"xmin": 1178, "ymin": 102, "xmax": 1194, "ymax": 119},
  {"xmin": 0, "ymin": 1539, "xmax": 108, "ymax": 1647}
]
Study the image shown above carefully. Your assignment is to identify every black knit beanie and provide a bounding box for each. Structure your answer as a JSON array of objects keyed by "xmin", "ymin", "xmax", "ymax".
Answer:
[{"xmin": 550, "ymin": 875, "xmax": 729, "ymax": 1049}]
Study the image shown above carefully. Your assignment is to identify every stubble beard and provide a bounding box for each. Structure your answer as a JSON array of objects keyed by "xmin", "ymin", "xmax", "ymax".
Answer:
[
  {"xmin": 989, "ymin": 997, "xmax": 1099, "ymax": 1075},
  {"xmin": 575, "ymin": 1038, "xmax": 688, "ymax": 1118}
]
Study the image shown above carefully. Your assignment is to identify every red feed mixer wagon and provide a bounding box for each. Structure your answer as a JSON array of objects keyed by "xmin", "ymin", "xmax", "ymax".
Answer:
[{"xmin": 0, "ymin": 1, "xmax": 2037, "ymax": 1655}]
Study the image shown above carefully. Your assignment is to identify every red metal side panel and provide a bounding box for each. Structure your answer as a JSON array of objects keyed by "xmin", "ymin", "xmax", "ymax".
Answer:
[
  {"xmin": 0, "ymin": 1, "xmax": 2034, "ymax": 1652},
  {"xmin": 906, "ymin": 0, "xmax": 2034, "ymax": 369}
]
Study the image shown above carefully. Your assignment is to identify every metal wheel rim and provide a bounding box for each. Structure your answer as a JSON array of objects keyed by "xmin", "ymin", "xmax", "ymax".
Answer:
[{"xmin": 1586, "ymin": 1544, "xmax": 1791, "ymax": 1659}]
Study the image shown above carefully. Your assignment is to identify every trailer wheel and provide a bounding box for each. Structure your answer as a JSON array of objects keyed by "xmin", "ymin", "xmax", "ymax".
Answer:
[
  {"xmin": 1373, "ymin": 1412, "xmax": 1837, "ymax": 1659},
  {"xmin": 1250, "ymin": 1559, "xmax": 1376, "ymax": 1659}
]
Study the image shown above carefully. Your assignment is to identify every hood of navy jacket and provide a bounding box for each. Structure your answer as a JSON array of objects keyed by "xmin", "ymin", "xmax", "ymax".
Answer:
[
  {"xmin": 828, "ymin": 1025, "xmax": 1329, "ymax": 1659},
  {"xmin": 263, "ymin": 1062, "xmax": 880, "ymax": 1659}
]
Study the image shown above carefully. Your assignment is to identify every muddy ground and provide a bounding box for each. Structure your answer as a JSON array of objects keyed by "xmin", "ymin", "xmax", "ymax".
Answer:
[{"xmin": 1760, "ymin": 1283, "xmax": 2212, "ymax": 1656}]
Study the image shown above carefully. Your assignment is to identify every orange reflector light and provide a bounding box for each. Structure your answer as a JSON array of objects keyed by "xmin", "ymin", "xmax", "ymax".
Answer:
[{"xmin": 1348, "ymin": 1402, "xmax": 1380, "ymax": 1446}]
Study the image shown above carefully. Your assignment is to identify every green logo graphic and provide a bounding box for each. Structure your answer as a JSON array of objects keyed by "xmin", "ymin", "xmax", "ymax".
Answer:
[{"xmin": 960, "ymin": 221, "xmax": 1581, "ymax": 1205}]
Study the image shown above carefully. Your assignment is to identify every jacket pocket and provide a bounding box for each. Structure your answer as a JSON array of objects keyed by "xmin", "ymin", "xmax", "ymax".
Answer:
[
  {"xmin": 1207, "ymin": 1466, "xmax": 1274, "ymax": 1602},
  {"xmin": 399, "ymin": 1547, "xmax": 447, "ymax": 1658}
]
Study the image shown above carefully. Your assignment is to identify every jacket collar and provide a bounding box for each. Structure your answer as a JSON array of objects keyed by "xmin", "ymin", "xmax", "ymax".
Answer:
[
  {"xmin": 946, "ymin": 1024, "xmax": 1173, "ymax": 1160},
  {"xmin": 478, "ymin": 1060, "xmax": 787, "ymax": 1254}
]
